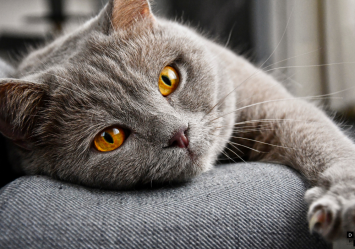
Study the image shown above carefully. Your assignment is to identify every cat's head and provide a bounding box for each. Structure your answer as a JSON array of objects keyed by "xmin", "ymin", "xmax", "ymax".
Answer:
[{"xmin": 0, "ymin": 0, "xmax": 236, "ymax": 189}]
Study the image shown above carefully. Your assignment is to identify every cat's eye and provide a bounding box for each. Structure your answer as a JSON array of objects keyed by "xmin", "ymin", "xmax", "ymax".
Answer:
[
  {"xmin": 94, "ymin": 127, "xmax": 126, "ymax": 152},
  {"xmin": 159, "ymin": 66, "xmax": 180, "ymax": 96}
]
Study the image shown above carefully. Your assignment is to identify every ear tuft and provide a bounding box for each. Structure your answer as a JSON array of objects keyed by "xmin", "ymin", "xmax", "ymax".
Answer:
[{"xmin": 111, "ymin": 0, "xmax": 156, "ymax": 30}]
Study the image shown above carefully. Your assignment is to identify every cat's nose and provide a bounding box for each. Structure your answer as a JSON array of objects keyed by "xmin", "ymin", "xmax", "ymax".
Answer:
[{"xmin": 168, "ymin": 127, "xmax": 189, "ymax": 148}]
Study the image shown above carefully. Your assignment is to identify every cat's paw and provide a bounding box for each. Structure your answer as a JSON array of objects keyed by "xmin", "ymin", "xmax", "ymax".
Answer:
[{"xmin": 305, "ymin": 183, "xmax": 355, "ymax": 241}]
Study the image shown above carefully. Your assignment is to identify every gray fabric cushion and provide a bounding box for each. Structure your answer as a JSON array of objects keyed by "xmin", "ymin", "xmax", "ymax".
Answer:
[{"xmin": 0, "ymin": 163, "xmax": 330, "ymax": 249}]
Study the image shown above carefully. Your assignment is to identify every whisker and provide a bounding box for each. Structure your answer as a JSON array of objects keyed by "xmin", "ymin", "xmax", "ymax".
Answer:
[
  {"xmin": 208, "ymin": 23, "xmax": 237, "ymax": 62},
  {"xmin": 224, "ymin": 146, "xmax": 247, "ymax": 164},
  {"xmin": 204, "ymin": 57, "xmax": 354, "ymax": 123},
  {"xmin": 224, "ymin": 23, "xmax": 236, "ymax": 49},
  {"xmin": 222, "ymin": 127, "xmax": 275, "ymax": 133},
  {"xmin": 232, "ymin": 128, "xmax": 276, "ymax": 133},
  {"xmin": 261, "ymin": 48, "xmax": 321, "ymax": 72},
  {"xmin": 214, "ymin": 124, "xmax": 271, "ymax": 130},
  {"xmin": 201, "ymin": 6, "xmax": 295, "ymax": 121},
  {"xmin": 208, "ymin": 95, "xmax": 343, "ymax": 123},
  {"xmin": 226, "ymin": 61, "xmax": 355, "ymax": 95},
  {"xmin": 258, "ymin": 5, "xmax": 295, "ymax": 71},
  {"xmin": 232, "ymin": 118, "xmax": 329, "ymax": 126},
  {"xmin": 228, "ymin": 140, "xmax": 265, "ymax": 154},
  {"xmin": 212, "ymin": 118, "xmax": 331, "ymax": 132},
  {"xmin": 215, "ymin": 125, "xmax": 275, "ymax": 134},
  {"xmin": 229, "ymin": 136, "xmax": 296, "ymax": 150},
  {"xmin": 266, "ymin": 62, "xmax": 355, "ymax": 71},
  {"xmin": 213, "ymin": 133, "xmax": 271, "ymax": 154},
  {"xmin": 201, "ymin": 69, "xmax": 261, "ymax": 120},
  {"xmin": 220, "ymin": 150, "xmax": 238, "ymax": 163},
  {"xmin": 217, "ymin": 137, "xmax": 244, "ymax": 154}
]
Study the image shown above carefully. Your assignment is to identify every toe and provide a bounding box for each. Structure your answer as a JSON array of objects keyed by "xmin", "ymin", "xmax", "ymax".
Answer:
[
  {"xmin": 309, "ymin": 208, "xmax": 332, "ymax": 234},
  {"xmin": 308, "ymin": 197, "xmax": 340, "ymax": 240}
]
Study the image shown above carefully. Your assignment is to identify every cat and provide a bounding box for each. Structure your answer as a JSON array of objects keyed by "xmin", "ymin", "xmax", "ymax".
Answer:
[{"xmin": 0, "ymin": 0, "xmax": 354, "ymax": 242}]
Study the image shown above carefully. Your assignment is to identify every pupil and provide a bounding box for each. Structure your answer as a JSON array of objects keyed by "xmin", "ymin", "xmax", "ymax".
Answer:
[
  {"xmin": 103, "ymin": 132, "xmax": 114, "ymax": 144},
  {"xmin": 162, "ymin": 75, "xmax": 172, "ymax": 86}
]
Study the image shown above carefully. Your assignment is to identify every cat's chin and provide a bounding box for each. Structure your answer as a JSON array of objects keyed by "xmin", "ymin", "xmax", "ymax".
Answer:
[
  {"xmin": 144, "ymin": 146, "xmax": 215, "ymax": 185},
  {"xmin": 181, "ymin": 148, "xmax": 215, "ymax": 175}
]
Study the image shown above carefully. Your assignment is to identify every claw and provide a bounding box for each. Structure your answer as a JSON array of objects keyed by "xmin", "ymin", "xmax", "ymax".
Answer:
[{"xmin": 309, "ymin": 208, "xmax": 325, "ymax": 233}]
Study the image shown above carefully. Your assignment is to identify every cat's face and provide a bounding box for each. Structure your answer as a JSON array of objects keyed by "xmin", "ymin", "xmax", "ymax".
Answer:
[{"xmin": 0, "ymin": 0, "xmax": 235, "ymax": 189}]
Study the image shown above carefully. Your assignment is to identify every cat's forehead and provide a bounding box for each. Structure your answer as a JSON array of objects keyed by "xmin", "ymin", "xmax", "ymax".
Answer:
[
  {"xmin": 51, "ymin": 20, "xmax": 212, "ymax": 97},
  {"xmin": 84, "ymin": 21, "xmax": 207, "ymax": 72}
]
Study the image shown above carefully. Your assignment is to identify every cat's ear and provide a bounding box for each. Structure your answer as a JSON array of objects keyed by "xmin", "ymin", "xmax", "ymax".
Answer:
[
  {"xmin": 97, "ymin": 0, "xmax": 156, "ymax": 33},
  {"xmin": 0, "ymin": 79, "xmax": 47, "ymax": 150}
]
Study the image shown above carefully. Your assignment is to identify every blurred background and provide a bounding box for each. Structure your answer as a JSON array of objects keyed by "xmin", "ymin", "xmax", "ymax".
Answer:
[{"xmin": 0, "ymin": 0, "xmax": 355, "ymax": 185}]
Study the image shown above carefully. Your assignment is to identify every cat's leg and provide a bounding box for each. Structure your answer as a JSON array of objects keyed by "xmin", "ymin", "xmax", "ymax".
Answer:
[{"xmin": 227, "ymin": 63, "xmax": 355, "ymax": 241}]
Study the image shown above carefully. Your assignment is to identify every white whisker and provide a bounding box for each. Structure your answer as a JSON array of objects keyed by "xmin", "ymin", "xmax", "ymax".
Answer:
[
  {"xmin": 209, "ymin": 95, "xmax": 343, "ymax": 123},
  {"xmin": 229, "ymin": 136, "xmax": 295, "ymax": 150},
  {"xmin": 224, "ymin": 146, "xmax": 246, "ymax": 164},
  {"xmin": 258, "ymin": 5, "xmax": 295, "ymax": 71},
  {"xmin": 201, "ymin": 6, "xmax": 295, "ymax": 120},
  {"xmin": 217, "ymin": 137, "xmax": 244, "ymax": 154},
  {"xmin": 220, "ymin": 150, "xmax": 238, "ymax": 163},
  {"xmin": 261, "ymin": 48, "xmax": 321, "ymax": 72},
  {"xmin": 228, "ymin": 140, "xmax": 265, "ymax": 154}
]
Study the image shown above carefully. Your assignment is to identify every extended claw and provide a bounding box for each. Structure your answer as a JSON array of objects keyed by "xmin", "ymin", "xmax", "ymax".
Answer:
[{"xmin": 309, "ymin": 208, "xmax": 325, "ymax": 233}]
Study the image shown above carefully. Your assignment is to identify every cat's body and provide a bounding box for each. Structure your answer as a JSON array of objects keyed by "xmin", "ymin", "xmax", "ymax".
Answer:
[{"xmin": 1, "ymin": 0, "xmax": 355, "ymax": 241}]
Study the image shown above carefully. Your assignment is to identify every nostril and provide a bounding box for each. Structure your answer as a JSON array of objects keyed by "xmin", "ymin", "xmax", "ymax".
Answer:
[{"xmin": 168, "ymin": 127, "xmax": 189, "ymax": 148}]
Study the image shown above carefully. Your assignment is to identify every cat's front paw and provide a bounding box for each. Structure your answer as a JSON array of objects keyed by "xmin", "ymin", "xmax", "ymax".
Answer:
[{"xmin": 305, "ymin": 184, "xmax": 355, "ymax": 241}]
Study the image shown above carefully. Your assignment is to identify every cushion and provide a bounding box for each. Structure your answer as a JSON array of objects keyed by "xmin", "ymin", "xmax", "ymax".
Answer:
[{"xmin": 0, "ymin": 163, "xmax": 330, "ymax": 248}]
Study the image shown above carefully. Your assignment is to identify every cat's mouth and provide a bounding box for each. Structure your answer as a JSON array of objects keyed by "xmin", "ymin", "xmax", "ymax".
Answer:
[{"xmin": 186, "ymin": 148, "xmax": 197, "ymax": 161}]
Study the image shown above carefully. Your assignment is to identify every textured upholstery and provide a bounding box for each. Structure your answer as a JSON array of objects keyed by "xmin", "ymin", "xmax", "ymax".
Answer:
[{"xmin": 0, "ymin": 163, "xmax": 330, "ymax": 249}]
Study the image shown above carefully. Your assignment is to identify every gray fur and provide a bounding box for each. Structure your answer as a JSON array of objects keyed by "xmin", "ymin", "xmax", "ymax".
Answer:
[
  {"xmin": 0, "ymin": 58, "xmax": 14, "ymax": 78},
  {"xmin": 1, "ymin": 0, "xmax": 355, "ymax": 241}
]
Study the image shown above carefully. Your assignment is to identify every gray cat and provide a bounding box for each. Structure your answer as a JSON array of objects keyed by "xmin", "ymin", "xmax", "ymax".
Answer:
[{"xmin": 0, "ymin": 0, "xmax": 354, "ymax": 242}]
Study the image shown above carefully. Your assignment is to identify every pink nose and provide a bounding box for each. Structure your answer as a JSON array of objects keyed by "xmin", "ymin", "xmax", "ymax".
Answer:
[{"xmin": 168, "ymin": 128, "xmax": 189, "ymax": 148}]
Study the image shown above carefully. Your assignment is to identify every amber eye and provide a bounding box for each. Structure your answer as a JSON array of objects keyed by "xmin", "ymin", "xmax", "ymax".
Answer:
[
  {"xmin": 159, "ymin": 66, "xmax": 180, "ymax": 96},
  {"xmin": 94, "ymin": 127, "xmax": 126, "ymax": 152}
]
